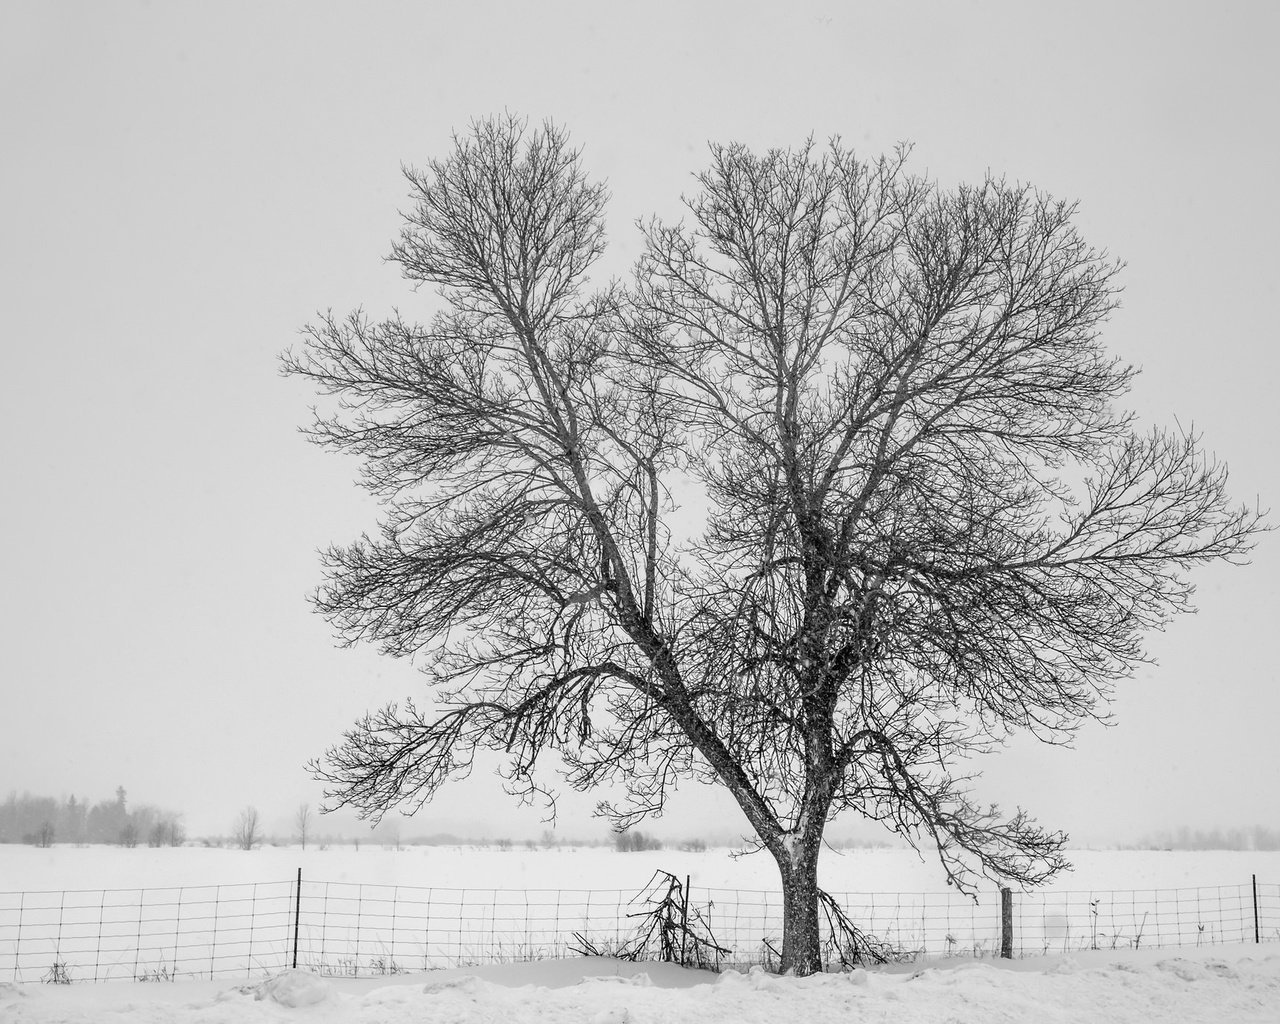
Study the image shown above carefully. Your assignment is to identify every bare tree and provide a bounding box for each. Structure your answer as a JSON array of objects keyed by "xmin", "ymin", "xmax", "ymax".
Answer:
[
  {"xmin": 295, "ymin": 803, "xmax": 311, "ymax": 850},
  {"xmin": 145, "ymin": 814, "xmax": 184, "ymax": 848},
  {"xmin": 167, "ymin": 816, "xmax": 186, "ymax": 847},
  {"xmin": 284, "ymin": 116, "xmax": 1265, "ymax": 974},
  {"xmin": 232, "ymin": 806, "xmax": 262, "ymax": 851}
]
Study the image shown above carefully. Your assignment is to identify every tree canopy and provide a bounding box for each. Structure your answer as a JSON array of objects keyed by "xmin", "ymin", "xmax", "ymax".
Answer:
[{"xmin": 284, "ymin": 115, "xmax": 1264, "ymax": 973}]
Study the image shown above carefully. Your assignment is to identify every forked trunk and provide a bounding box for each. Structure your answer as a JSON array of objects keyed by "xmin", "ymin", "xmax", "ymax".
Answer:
[{"xmin": 776, "ymin": 836, "xmax": 822, "ymax": 975}]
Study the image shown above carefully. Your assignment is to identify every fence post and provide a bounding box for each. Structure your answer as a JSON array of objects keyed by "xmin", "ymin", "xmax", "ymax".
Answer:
[
  {"xmin": 293, "ymin": 868, "xmax": 303, "ymax": 969},
  {"xmin": 681, "ymin": 876, "xmax": 691, "ymax": 965},
  {"xmin": 1253, "ymin": 875, "xmax": 1260, "ymax": 944},
  {"xmin": 56, "ymin": 890, "xmax": 65, "ymax": 974},
  {"xmin": 210, "ymin": 885, "xmax": 220, "ymax": 979},
  {"xmin": 247, "ymin": 883, "xmax": 257, "ymax": 978},
  {"xmin": 133, "ymin": 888, "xmax": 145, "ymax": 980},
  {"xmin": 174, "ymin": 887, "xmax": 184, "ymax": 977},
  {"xmin": 1000, "ymin": 887, "xmax": 1013, "ymax": 959},
  {"xmin": 96, "ymin": 889, "xmax": 106, "ymax": 983},
  {"xmin": 14, "ymin": 891, "xmax": 22, "ymax": 982}
]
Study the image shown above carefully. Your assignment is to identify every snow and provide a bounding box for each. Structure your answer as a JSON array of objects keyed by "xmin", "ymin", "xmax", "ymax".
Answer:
[
  {"xmin": 6, "ymin": 842, "xmax": 1278, "ymax": 894},
  {"xmin": 3, "ymin": 946, "xmax": 1279, "ymax": 1024}
]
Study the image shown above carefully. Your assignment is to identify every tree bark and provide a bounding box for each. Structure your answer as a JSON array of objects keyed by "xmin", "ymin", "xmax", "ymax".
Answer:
[{"xmin": 776, "ymin": 836, "xmax": 823, "ymax": 975}]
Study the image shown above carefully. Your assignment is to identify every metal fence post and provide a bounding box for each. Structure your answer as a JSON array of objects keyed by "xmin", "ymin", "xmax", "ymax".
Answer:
[
  {"xmin": 14, "ymin": 891, "xmax": 23, "ymax": 982},
  {"xmin": 133, "ymin": 888, "xmax": 144, "ymax": 980},
  {"xmin": 174, "ymin": 887, "xmax": 184, "ymax": 977},
  {"xmin": 1000, "ymin": 887, "xmax": 1013, "ymax": 959},
  {"xmin": 293, "ymin": 869, "xmax": 302, "ymax": 969},
  {"xmin": 56, "ymin": 889, "xmax": 65, "ymax": 974},
  {"xmin": 210, "ymin": 885, "xmax": 220, "ymax": 979},
  {"xmin": 247, "ymin": 883, "xmax": 257, "ymax": 978},
  {"xmin": 96, "ymin": 889, "xmax": 106, "ymax": 982}
]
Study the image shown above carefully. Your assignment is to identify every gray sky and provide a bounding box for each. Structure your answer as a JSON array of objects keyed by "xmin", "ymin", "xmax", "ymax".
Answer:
[{"xmin": 2, "ymin": 0, "xmax": 1276, "ymax": 845}]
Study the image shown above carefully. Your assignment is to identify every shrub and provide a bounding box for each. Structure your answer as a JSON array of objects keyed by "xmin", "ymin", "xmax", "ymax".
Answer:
[{"xmin": 613, "ymin": 829, "xmax": 662, "ymax": 852}]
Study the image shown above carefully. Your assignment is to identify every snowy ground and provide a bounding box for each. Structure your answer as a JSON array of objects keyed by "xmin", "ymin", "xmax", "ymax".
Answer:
[
  {"xmin": 7, "ymin": 842, "xmax": 1278, "ymax": 893},
  {"xmin": 0, "ymin": 839, "xmax": 1274, "ymax": 1024},
  {"xmin": 4, "ymin": 945, "xmax": 1279, "ymax": 1024}
]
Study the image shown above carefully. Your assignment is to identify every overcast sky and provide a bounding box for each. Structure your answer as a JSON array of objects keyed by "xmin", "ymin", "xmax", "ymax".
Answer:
[{"xmin": 1, "ymin": 1, "xmax": 1276, "ymax": 847}]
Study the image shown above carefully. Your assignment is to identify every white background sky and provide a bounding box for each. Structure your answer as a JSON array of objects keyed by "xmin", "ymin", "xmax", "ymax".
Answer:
[{"xmin": 1, "ymin": 1, "xmax": 1276, "ymax": 847}]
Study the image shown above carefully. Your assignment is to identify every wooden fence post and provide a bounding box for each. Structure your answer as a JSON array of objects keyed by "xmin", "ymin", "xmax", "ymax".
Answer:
[
  {"xmin": 1000, "ymin": 887, "xmax": 1013, "ymax": 959},
  {"xmin": 681, "ymin": 876, "xmax": 690, "ymax": 965},
  {"xmin": 1254, "ymin": 874, "xmax": 1260, "ymax": 944}
]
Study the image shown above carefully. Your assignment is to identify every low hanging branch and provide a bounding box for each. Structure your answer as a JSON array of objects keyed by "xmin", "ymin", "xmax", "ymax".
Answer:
[{"xmin": 817, "ymin": 889, "xmax": 917, "ymax": 968}]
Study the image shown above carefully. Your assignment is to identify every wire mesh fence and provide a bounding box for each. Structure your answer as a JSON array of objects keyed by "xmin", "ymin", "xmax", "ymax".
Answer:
[
  {"xmin": 0, "ymin": 880, "xmax": 294, "ymax": 983},
  {"xmin": 1, "ymin": 872, "xmax": 1274, "ymax": 983},
  {"xmin": 1014, "ymin": 883, "xmax": 1264, "ymax": 954},
  {"xmin": 297, "ymin": 883, "xmax": 639, "ymax": 975}
]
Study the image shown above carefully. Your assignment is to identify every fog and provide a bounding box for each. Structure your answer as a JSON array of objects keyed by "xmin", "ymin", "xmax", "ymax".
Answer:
[{"xmin": 1, "ymin": 1, "xmax": 1276, "ymax": 854}]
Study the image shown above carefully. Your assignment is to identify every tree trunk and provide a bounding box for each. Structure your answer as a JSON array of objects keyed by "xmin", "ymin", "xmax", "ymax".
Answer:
[{"xmin": 776, "ymin": 837, "xmax": 823, "ymax": 975}]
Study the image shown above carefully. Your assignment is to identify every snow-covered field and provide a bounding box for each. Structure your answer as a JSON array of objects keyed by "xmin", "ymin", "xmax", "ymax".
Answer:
[
  {"xmin": 8, "ymin": 841, "xmax": 1278, "ymax": 893},
  {"xmin": 4, "ymin": 946, "xmax": 1280, "ymax": 1024},
  {"xmin": 2, "ymin": 844, "xmax": 1278, "ymax": 1023}
]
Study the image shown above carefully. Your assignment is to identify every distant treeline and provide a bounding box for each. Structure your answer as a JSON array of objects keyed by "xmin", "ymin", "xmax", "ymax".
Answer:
[
  {"xmin": 0, "ymin": 788, "xmax": 183, "ymax": 847},
  {"xmin": 1135, "ymin": 825, "xmax": 1280, "ymax": 851}
]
